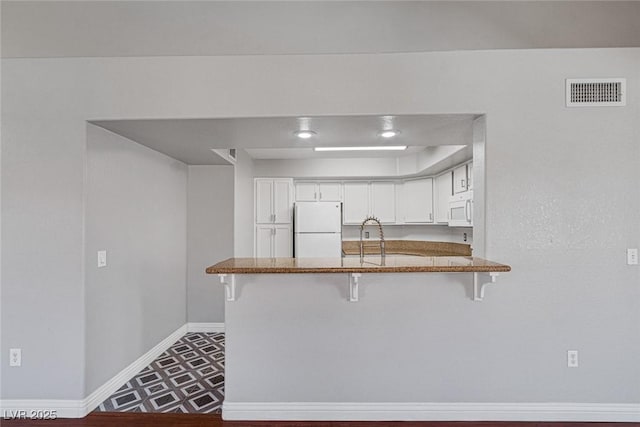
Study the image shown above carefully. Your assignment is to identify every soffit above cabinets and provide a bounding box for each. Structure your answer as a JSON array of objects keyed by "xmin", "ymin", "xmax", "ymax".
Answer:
[{"xmin": 90, "ymin": 114, "xmax": 476, "ymax": 165}]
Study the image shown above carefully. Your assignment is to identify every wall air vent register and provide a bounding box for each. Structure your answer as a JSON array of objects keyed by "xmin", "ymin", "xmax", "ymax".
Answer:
[{"xmin": 566, "ymin": 78, "xmax": 626, "ymax": 107}]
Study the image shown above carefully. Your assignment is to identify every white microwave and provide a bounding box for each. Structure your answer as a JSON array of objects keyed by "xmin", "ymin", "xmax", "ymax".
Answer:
[{"xmin": 448, "ymin": 190, "xmax": 473, "ymax": 227}]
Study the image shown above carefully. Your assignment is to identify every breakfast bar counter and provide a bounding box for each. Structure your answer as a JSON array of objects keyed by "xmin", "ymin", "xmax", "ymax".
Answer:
[
  {"xmin": 206, "ymin": 255, "xmax": 510, "ymax": 274},
  {"xmin": 206, "ymin": 255, "xmax": 511, "ymax": 421}
]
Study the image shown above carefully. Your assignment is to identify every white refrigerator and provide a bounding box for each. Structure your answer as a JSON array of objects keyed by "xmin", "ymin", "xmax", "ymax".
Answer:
[{"xmin": 294, "ymin": 202, "xmax": 342, "ymax": 258}]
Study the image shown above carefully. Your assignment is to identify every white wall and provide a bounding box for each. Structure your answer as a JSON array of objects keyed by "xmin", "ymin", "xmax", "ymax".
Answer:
[
  {"xmin": 187, "ymin": 165, "xmax": 233, "ymax": 323},
  {"xmin": 253, "ymin": 157, "xmax": 399, "ymax": 178},
  {"xmin": 233, "ymin": 149, "xmax": 255, "ymax": 257},
  {"xmin": 84, "ymin": 125, "xmax": 187, "ymax": 395},
  {"xmin": 1, "ymin": 48, "xmax": 639, "ymax": 404}
]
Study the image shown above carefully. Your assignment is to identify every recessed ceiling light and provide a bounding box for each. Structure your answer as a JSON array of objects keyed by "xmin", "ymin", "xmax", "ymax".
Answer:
[
  {"xmin": 314, "ymin": 146, "xmax": 407, "ymax": 152},
  {"xmin": 294, "ymin": 130, "xmax": 316, "ymax": 139},
  {"xmin": 379, "ymin": 129, "xmax": 401, "ymax": 138}
]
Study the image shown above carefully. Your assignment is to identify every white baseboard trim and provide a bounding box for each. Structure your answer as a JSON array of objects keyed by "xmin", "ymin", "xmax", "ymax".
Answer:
[
  {"xmin": 0, "ymin": 324, "xmax": 188, "ymax": 419},
  {"xmin": 222, "ymin": 401, "xmax": 640, "ymax": 422},
  {"xmin": 0, "ymin": 399, "xmax": 86, "ymax": 419},
  {"xmin": 82, "ymin": 324, "xmax": 188, "ymax": 415},
  {"xmin": 187, "ymin": 322, "xmax": 225, "ymax": 333}
]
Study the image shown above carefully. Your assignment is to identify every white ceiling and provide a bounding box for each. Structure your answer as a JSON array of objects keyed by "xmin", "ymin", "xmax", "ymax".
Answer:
[
  {"xmin": 91, "ymin": 114, "xmax": 476, "ymax": 165},
  {"xmin": 3, "ymin": 1, "xmax": 640, "ymax": 58}
]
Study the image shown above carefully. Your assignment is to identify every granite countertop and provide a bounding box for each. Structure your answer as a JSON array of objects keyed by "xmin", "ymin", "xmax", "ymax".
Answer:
[
  {"xmin": 342, "ymin": 240, "xmax": 472, "ymax": 257},
  {"xmin": 206, "ymin": 256, "xmax": 511, "ymax": 274}
]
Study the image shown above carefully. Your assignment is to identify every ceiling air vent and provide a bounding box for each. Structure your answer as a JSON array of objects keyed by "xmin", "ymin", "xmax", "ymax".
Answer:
[{"xmin": 566, "ymin": 78, "xmax": 626, "ymax": 107}]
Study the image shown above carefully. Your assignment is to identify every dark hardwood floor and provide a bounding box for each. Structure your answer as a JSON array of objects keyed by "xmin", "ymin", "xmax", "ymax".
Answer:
[{"xmin": 2, "ymin": 413, "xmax": 638, "ymax": 427}]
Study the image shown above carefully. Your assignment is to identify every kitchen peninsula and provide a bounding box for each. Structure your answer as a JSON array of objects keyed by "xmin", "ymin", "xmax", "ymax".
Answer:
[{"xmin": 206, "ymin": 255, "xmax": 510, "ymax": 421}]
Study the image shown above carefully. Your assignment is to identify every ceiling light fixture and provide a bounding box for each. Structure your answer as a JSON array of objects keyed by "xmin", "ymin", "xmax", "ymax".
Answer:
[
  {"xmin": 314, "ymin": 146, "xmax": 407, "ymax": 152},
  {"xmin": 379, "ymin": 129, "xmax": 400, "ymax": 138},
  {"xmin": 379, "ymin": 115, "xmax": 401, "ymax": 138},
  {"xmin": 294, "ymin": 130, "xmax": 316, "ymax": 139}
]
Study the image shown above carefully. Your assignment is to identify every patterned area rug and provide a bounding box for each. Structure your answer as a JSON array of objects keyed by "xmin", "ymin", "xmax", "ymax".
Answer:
[{"xmin": 95, "ymin": 332, "xmax": 224, "ymax": 413}]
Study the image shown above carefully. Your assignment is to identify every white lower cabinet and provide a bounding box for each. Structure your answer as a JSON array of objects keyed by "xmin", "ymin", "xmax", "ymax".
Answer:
[
  {"xmin": 434, "ymin": 172, "xmax": 452, "ymax": 223},
  {"xmin": 255, "ymin": 225, "xmax": 292, "ymax": 257}
]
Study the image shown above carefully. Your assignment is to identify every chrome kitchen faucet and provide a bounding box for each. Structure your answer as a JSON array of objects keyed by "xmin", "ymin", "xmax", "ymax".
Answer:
[{"xmin": 359, "ymin": 216, "xmax": 385, "ymax": 261}]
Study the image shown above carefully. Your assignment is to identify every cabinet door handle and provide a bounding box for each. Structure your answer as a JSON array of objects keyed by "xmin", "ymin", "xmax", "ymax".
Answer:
[
  {"xmin": 319, "ymin": 192, "xmax": 323, "ymax": 200},
  {"xmin": 461, "ymin": 179, "xmax": 465, "ymax": 188},
  {"xmin": 314, "ymin": 192, "xmax": 317, "ymax": 200},
  {"xmin": 429, "ymin": 212, "xmax": 432, "ymax": 222},
  {"xmin": 465, "ymin": 200, "xmax": 471, "ymax": 223}
]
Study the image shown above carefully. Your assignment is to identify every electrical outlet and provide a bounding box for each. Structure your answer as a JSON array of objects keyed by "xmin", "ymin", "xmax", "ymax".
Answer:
[
  {"xmin": 567, "ymin": 350, "xmax": 578, "ymax": 368},
  {"xmin": 365, "ymin": 231, "xmax": 370, "ymax": 239},
  {"xmin": 10, "ymin": 348, "xmax": 21, "ymax": 367},
  {"xmin": 98, "ymin": 250, "xmax": 107, "ymax": 268},
  {"xmin": 627, "ymin": 248, "xmax": 638, "ymax": 265}
]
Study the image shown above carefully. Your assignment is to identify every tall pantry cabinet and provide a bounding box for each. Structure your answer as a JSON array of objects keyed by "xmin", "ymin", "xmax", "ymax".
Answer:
[{"xmin": 255, "ymin": 178, "xmax": 293, "ymax": 257}]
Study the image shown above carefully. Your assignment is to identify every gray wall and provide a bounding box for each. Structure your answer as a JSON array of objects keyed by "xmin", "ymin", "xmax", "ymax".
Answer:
[
  {"xmin": 1, "ymin": 48, "xmax": 639, "ymax": 402},
  {"xmin": 187, "ymin": 165, "xmax": 233, "ymax": 323},
  {"xmin": 84, "ymin": 125, "xmax": 187, "ymax": 395}
]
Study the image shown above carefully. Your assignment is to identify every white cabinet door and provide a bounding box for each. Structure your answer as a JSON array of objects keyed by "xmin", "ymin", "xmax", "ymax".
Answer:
[
  {"xmin": 255, "ymin": 179, "xmax": 274, "ymax": 224},
  {"xmin": 370, "ymin": 182, "xmax": 396, "ymax": 223},
  {"xmin": 273, "ymin": 179, "xmax": 292, "ymax": 224},
  {"xmin": 255, "ymin": 226, "xmax": 274, "ymax": 257},
  {"xmin": 453, "ymin": 164, "xmax": 468, "ymax": 194},
  {"xmin": 295, "ymin": 182, "xmax": 317, "ymax": 201},
  {"xmin": 402, "ymin": 178, "xmax": 433, "ymax": 223},
  {"xmin": 343, "ymin": 182, "xmax": 369, "ymax": 224},
  {"xmin": 273, "ymin": 225, "xmax": 292, "ymax": 257},
  {"xmin": 434, "ymin": 172, "xmax": 452, "ymax": 223},
  {"xmin": 318, "ymin": 182, "xmax": 342, "ymax": 201}
]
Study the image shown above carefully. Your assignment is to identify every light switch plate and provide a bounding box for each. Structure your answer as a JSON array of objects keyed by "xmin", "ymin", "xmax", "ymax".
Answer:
[
  {"xmin": 98, "ymin": 250, "xmax": 107, "ymax": 268},
  {"xmin": 627, "ymin": 248, "xmax": 638, "ymax": 265}
]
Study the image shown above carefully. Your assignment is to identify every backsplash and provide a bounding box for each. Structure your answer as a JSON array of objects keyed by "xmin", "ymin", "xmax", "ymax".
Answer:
[{"xmin": 342, "ymin": 225, "xmax": 472, "ymax": 245}]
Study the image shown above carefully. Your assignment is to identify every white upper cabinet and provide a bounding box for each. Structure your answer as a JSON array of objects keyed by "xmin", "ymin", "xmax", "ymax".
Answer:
[
  {"xmin": 273, "ymin": 180, "xmax": 293, "ymax": 223},
  {"xmin": 343, "ymin": 182, "xmax": 370, "ymax": 224},
  {"xmin": 370, "ymin": 182, "xmax": 396, "ymax": 224},
  {"xmin": 401, "ymin": 178, "xmax": 433, "ymax": 223},
  {"xmin": 255, "ymin": 178, "xmax": 293, "ymax": 224},
  {"xmin": 255, "ymin": 179, "xmax": 274, "ymax": 224},
  {"xmin": 343, "ymin": 182, "xmax": 396, "ymax": 224},
  {"xmin": 295, "ymin": 182, "xmax": 342, "ymax": 202},
  {"xmin": 318, "ymin": 182, "xmax": 342, "ymax": 201},
  {"xmin": 453, "ymin": 163, "xmax": 471, "ymax": 194},
  {"xmin": 452, "ymin": 164, "xmax": 467, "ymax": 194},
  {"xmin": 434, "ymin": 172, "xmax": 452, "ymax": 223},
  {"xmin": 294, "ymin": 182, "xmax": 318, "ymax": 202}
]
